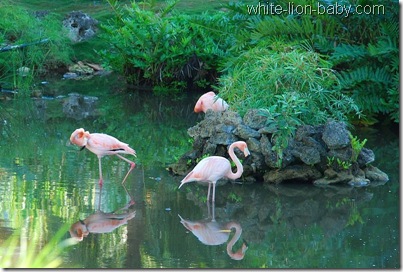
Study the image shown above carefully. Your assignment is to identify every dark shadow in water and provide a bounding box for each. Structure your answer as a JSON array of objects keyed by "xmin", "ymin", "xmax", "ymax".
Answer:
[
  {"xmin": 178, "ymin": 202, "xmax": 248, "ymax": 261},
  {"xmin": 69, "ymin": 184, "xmax": 136, "ymax": 242}
]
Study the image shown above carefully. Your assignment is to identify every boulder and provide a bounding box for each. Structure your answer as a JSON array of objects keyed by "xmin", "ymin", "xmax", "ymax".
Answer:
[
  {"xmin": 169, "ymin": 109, "xmax": 388, "ymax": 186},
  {"xmin": 62, "ymin": 11, "xmax": 98, "ymax": 42}
]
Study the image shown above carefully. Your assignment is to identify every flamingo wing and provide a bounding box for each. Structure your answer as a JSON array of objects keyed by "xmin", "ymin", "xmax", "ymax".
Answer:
[
  {"xmin": 87, "ymin": 133, "xmax": 135, "ymax": 156},
  {"xmin": 180, "ymin": 156, "xmax": 231, "ymax": 186}
]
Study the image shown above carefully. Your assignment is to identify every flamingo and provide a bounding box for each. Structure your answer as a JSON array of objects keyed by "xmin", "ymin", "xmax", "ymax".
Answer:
[
  {"xmin": 178, "ymin": 141, "xmax": 250, "ymax": 203},
  {"xmin": 178, "ymin": 203, "xmax": 248, "ymax": 260},
  {"xmin": 194, "ymin": 91, "xmax": 229, "ymax": 113},
  {"xmin": 70, "ymin": 128, "xmax": 136, "ymax": 186},
  {"xmin": 69, "ymin": 205, "xmax": 136, "ymax": 241}
]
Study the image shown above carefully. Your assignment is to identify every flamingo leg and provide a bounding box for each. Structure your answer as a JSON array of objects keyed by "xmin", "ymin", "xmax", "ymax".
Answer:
[
  {"xmin": 98, "ymin": 156, "xmax": 103, "ymax": 187},
  {"xmin": 116, "ymin": 154, "xmax": 136, "ymax": 185},
  {"xmin": 122, "ymin": 183, "xmax": 136, "ymax": 206},
  {"xmin": 212, "ymin": 182, "xmax": 216, "ymax": 203},
  {"xmin": 207, "ymin": 182, "xmax": 211, "ymax": 202}
]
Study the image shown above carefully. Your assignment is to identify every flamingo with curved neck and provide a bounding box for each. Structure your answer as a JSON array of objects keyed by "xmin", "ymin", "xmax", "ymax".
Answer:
[
  {"xmin": 178, "ymin": 215, "xmax": 248, "ymax": 260},
  {"xmin": 224, "ymin": 222, "xmax": 248, "ymax": 261},
  {"xmin": 178, "ymin": 141, "xmax": 250, "ymax": 203}
]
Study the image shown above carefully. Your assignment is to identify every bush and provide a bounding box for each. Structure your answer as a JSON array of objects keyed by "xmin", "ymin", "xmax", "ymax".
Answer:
[
  {"xmin": 99, "ymin": 0, "xmax": 234, "ymax": 94},
  {"xmin": 217, "ymin": 46, "xmax": 361, "ymax": 166},
  {"xmin": 0, "ymin": 1, "xmax": 72, "ymax": 96}
]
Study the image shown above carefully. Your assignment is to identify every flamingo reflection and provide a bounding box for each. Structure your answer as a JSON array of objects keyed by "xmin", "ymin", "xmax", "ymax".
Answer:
[
  {"xmin": 70, "ymin": 184, "xmax": 136, "ymax": 241},
  {"xmin": 178, "ymin": 203, "xmax": 248, "ymax": 260}
]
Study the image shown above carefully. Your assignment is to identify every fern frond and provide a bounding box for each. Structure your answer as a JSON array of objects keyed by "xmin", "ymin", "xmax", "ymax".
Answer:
[{"xmin": 330, "ymin": 44, "xmax": 367, "ymax": 64}]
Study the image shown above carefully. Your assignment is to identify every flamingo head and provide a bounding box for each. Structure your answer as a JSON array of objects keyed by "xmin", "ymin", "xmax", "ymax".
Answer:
[
  {"xmin": 234, "ymin": 141, "xmax": 250, "ymax": 157},
  {"xmin": 70, "ymin": 128, "xmax": 90, "ymax": 147},
  {"xmin": 69, "ymin": 219, "xmax": 89, "ymax": 241}
]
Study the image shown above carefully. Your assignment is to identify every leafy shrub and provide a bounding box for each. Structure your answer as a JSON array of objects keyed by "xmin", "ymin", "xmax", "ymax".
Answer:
[
  {"xmin": 217, "ymin": 46, "xmax": 361, "ymax": 166},
  {"xmin": 0, "ymin": 1, "xmax": 72, "ymax": 95},
  {"xmin": 99, "ymin": 0, "xmax": 234, "ymax": 94}
]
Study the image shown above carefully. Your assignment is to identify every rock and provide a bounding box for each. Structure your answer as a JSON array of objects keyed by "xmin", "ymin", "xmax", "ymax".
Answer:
[
  {"xmin": 243, "ymin": 109, "xmax": 267, "ymax": 129},
  {"xmin": 62, "ymin": 93, "xmax": 99, "ymax": 120},
  {"xmin": 263, "ymin": 165, "xmax": 322, "ymax": 183},
  {"xmin": 171, "ymin": 107, "xmax": 387, "ymax": 188},
  {"xmin": 291, "ymin": 143, "xmax": 321, "ymax": 165},
  {"xmin": 17, "ymin": 67, "xmax": 30, "ymax": 77},
  {"xmin": 322, "ymin": 121, "xmax": 350, "ymax": 149},
  {"xmin": 62, "ymin": 11, "xmax": 98, "ymax": 42},
  {"xmin": 364, "ymin": 165, "xmax": 389, "ymax": 183},
  {"xmin": 314, "ymin": 170, "xmax": 354, "ymax": 185},
  {"xmin": 357, "ymin": 148, "xmax": 375, "ymax": 166},
  {"xmin": 327, "ymin": 147, "xmax": 353, "ymax": 162},
  {"xmin": 234, "ymin": 124, "xmax": 260, "ymax": 139},
  {"xmin": 246, "ymin": 138, "xmax": 261, "ymax": 153}
]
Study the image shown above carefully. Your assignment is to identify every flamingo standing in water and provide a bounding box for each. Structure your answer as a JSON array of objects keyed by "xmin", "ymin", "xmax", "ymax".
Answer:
[
  {"xmin": 70, "ymin": 128, "xmax": 136, "ymax": 186},
  {"xmin": 194, "ymin": 91, "xmax": 229, "ymax": 113},
  {"xmin": 178, "ymin": 141, "xmax": 250, "ymax": 203}
]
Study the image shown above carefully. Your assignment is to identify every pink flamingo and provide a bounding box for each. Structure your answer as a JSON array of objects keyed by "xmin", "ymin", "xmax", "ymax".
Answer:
[
  {"xmin": 194, "ymin": 91, "xmax": 229, "ymax": 113},
  {"xmin": 179, "ymin": 214, "xmax": 248, "ymax": 260},
  {"xmin": 69, "ymin": 207, "xmax": 136, "ymax": 241},
  {"xmin": 178, "ymin": 141, "xmax": 250, "ymax": 203},
  {"xmin": 70, "ymin": 128, "xmax": 136, "ymax": 186}
]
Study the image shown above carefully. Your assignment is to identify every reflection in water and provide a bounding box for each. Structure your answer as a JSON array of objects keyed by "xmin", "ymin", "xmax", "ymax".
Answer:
[
  {"xmin": 178, "ymin": 203, "xmax": 248, "ymax": 260},
  {"xmin": 70, "ymin": 184, "xmax": 136, "ymax": 241}
]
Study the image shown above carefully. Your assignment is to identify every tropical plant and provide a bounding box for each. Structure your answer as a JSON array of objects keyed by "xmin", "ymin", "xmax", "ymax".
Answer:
[
  {"xmin": 223, "ymin": 0, "xmax": 399, "ymax": 124},
  {"xmin": 218, "ymin": 47, "xmax": 361, "ymax": 167},
  {"xmin": 0, "ymin": 1, "xmax": 72, "ymax": 96},
  {"xmin": 99, "ymin": 0, "xmax": 234, "ymax": 94},
  {"xmin": 349, "ymin": 133, "xmax": 367, "ymax": 163}
]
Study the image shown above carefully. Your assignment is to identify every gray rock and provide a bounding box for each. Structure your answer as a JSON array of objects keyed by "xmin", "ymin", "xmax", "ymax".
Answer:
[
  {"xmin": 364, "ymin": 165, "xmax": 389, "ymax": 182},
  {"xmin": 246, "ymin": 138, "xmax": 261, "ymax": 153},
  {"xmin": 234, "ymin": 124, "xmax": 261, "ymax": 139},
  {"xmin": 357, "ymin": 148, "xmax": 375, "ymax": 166},
  {"xmin": 62, "ymin": 11, "xmax": 98, "ymax": 42},
  {"xmin": 243, "ymin": 109, "xmax": 267, "ymax": 129},
  {"xmin": 322, "ymin": 121, "xmax": 350, "ymax": 149},
  {"xmin": 62, "ymin": 93, "xmax": 99, "ymax": 120},
  {"xmin": 263, "ymin": 165, "xmax": 322, "ymax": 183}
]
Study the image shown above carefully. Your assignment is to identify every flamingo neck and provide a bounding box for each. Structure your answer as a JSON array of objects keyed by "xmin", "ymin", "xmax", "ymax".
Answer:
[
  {"xmin": 226, "ymin": 143, "xmax": 243, "ymax": 180},
  {"xmin": 225, "ymin": 222, "xmax": 246, "ymax": 260}
]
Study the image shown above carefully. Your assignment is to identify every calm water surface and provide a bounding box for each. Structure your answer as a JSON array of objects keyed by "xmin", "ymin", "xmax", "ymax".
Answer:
[{"xmin": 0, "ymin": 75, "xmax": 399, "ymax": 269}]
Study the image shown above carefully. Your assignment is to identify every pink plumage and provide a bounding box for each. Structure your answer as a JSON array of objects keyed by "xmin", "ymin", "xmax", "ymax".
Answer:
[
  {"xmin": 178, "ymin": 141, "xmax": 250, "ymax": 202},
  {"xmin": 194, "ymin": 91, "xmax": 229, "ymax": 113},
  {"xmin": 70, "ymin": 128, "xmax": 137, "ymax": 186}
]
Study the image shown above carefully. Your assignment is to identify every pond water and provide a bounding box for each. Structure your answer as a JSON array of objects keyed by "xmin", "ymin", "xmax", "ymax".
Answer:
[{"xmin": 0, "ymin": 74, "xmax": 399, "ymax": 269}]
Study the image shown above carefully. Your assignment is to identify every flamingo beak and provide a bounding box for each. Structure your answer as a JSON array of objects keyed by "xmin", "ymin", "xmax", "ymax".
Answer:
[{"xmin": 244, "ymin": 147, "xmax": 250, "ymax": 157}]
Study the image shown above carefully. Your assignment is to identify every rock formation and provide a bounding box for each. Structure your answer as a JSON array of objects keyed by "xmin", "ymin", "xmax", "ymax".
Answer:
[{"xmin": 169, "ymin": 109, "xmax": 389, "ymax": 186}]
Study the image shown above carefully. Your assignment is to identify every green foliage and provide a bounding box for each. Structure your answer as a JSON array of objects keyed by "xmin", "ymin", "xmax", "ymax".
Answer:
[
  {"xmin": 0, "ymin": 223, "xmax": 75, "ymax": 268},
  {"xmin": 336, "ymin": 158, "xmax": 352, "ymax": 170},
  {"xmin": 223, "ymin": 0, "xmax": 398, "ymax": 124},
  {"xmin": 349, "ymin": 133, "xmax": 367, "ymax": 163},
  {"xmin": 218, "ymin": 47, "xmax": 361, "ymax": 167},
  {"xmin": 326, "ymin": 156, "xmax": 352, "ymax": 171},
  {"xmin": 0, "ymin": 1, "xmax": 72, "ymax": 96},
  {"xmin": 328, "ymin": 1, "xmax": 399, "ymax": 123},
  {"xmin": 99, "ymin": 0, "xmax": 234, "ymax": 94},
  {"xmin": 228, "ymin": 192, "xmax": 242, "ymax": 203}
]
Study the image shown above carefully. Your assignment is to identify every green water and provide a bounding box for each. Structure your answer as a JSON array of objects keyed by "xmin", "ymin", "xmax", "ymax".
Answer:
[{"xmin": 0, "ymin": 74, "xmax": 399, "ymax": 269}]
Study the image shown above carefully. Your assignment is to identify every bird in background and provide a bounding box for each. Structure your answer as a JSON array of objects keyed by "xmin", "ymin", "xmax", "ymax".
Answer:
[
  {"xmin": 178, "ymin": 141, "xmax": 250, "ymax": 203},
  {"xmin": 70, "ymin": 128, "xmax": 137, "ymax": 186},
  {"xmin": 194, "ymin": 91, "xmax": 229, "ymax": 113}
]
